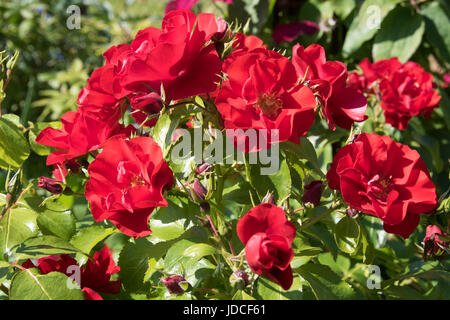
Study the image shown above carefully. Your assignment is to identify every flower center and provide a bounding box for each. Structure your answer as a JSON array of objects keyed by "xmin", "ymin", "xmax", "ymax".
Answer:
[
  {"xmin": 367, "ymin": 174, "xmax": 393, "ymax": 201},
  {"xmin": 255, "ymin": 93, "xmax": 282, "ymax": 118},
  {"xmin": 130, "ymin": 175, "xmax": 146, "ymax": 187}
]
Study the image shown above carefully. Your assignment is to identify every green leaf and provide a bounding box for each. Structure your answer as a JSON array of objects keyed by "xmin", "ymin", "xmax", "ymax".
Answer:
[
  {"xmin": 9, "ymin": 270, "xmax": 84, "ymax": 300},
  {"xmin": 152, "ymin": 112, "xmax": 181, "ymax": 158},
  {"xmin": 0, "ymin": 260, "xmax": 10, "ymax": 283},
  {"xmin": 0, "ymin": 116, "xmax": 30, "ymax": 169},
  {"xmin": 15, "ymin": 235, "xmax": 81, "ymax": 260},
  {"xmin": 0, "ymin": 206, "xmax": 38, "ymax": 259},
  {"xmin": 70, "ymin": 226, "xmax": 116, "ymax": 255},
  {"xmin": 119, "ymin": 238, "xmax": 172, "ymax": 293},
  {"xmin": 254, "ymin": 276, "xmax": 304, "ymax": 300},
  {"xmin": 296, "ymin": 263, "xmax": 356, "ymax": 300},
  {"xmin": 282, "ymin": 138, "xmax": 324, "ymax": 178},
  {"xmin": 228, "ymin": 0, "xmax": 273, "ymax": 34},
  {"xmin": 331, "ymin": 0, "xmax": 357, "ymax": 20},
  {"xmin": 164, "ymin": 239, "xmax": 215, "ymax": 287},
  {"xmin": 334, "ymin": 215, "xmax": 361, "ymax": 255},
  {"xmin": 420, "ymin": 1, "xmax": 450, "ymax": 67},
  {"xmin": 182, "ymin": 243, "xmax": 217, "ymax": 259},
  {"xmin": 373, "ymin": 5, "xmax": 425, "ymax": 62},
  {"xmin": 249, "ymin": 158, "xmax": 292, "ymax": 205},
  {"xmin": 232, "ymin": 290, "xmax": 256, "ymax": 300},
  {"xmin": 37, "ymin": 208, "xmax": 76, "ymax": 241},
  {"xmin": 28, "ymin": 121, "xmax": 61, "ymax": 156},
  {"xmin": 343, "ymin": 0, "xmax": 401, "ymax": 57},
  {"xmin": 149, "ymin": 197, "xmax": 197, "ymax": 241}
]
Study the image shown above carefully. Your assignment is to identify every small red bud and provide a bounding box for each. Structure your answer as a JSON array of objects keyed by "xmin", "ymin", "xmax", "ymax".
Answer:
[
  {"xmin": 302, "ymin": 180, "xmax": 323, "ymax": 207},
  {"xmin": 37, "ymin": 176, "xmax": 64, "ymax": 194},
  {"xmin": 160, "ymin": 275, "xmax": 187, "ymax": 294}
]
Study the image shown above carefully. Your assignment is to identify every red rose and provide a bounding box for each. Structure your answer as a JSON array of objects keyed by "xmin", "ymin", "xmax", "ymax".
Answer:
[
  {"xmin": 121, "ymin": 10, "xmax": 222, "ymax": 102},
  {"xmin": 22, "ymin": 245, "xmax": 120, "ymax": 300},
  {"xmin": 216, "ymin": 48, "xmax": 316, "ymax": 150},
  {"xmin": 237, "ymin": 204, "xmax": 296, "ymax": 290},
  {"xmin": 359, "ymin": 58, "xmax": 441, "ymax": 129},
  {"xmin": 327, "ymin": 133, "xmax": 437, "ymax": 238},
  {"xmin": 35, "ymin": 110, "xmax": 133, "ymax": 166},
  {"xmin": 85, "ymin": 137, "xmax": 174, "ymax": 238},
  {"xmin": 292, "ymin": 44, "xmax": 367, "ymax": 130},
  {"xmin": 423, "ymin": 225, "xmax": 448, "ymax": 255}
]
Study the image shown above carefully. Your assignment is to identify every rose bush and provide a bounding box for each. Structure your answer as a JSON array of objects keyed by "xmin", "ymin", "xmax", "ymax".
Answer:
[{"xmin": 0, "ymin": 0, "xmax": 448, "ymax": 301}]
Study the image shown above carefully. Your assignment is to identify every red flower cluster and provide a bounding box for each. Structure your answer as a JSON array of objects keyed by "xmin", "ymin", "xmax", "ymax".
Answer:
[
  {"xmin": 237, "ymin": 204, "xmax": 296, "ymax": 290},
  {"xmin": 22, "ymin": 246, "xmax": 120, "ymax": 300},
  {"xmin": 36, "ymin": 9, "xmax": 224, "ymax": 169},
  {"xmin": 85, "ymin": 137, "xmax": 173, "ymax": 238},
  {"xmin": 354, "ymin": 57, "xmax": 441, "ymax": 129},
  {"xmin": 327, "ymin": 133, "xmax": 437, "ymax": 238}
]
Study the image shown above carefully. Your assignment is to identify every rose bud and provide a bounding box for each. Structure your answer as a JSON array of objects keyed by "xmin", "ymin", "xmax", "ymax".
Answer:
[
  {"xmin": 195, "ymin": 163, "xmax": 212, "ymax": 175},
  {"xmin": 302, "ymin": 180, "xmax": 323, "ymax": 207},
  {"xmin": 160, "ymin": 275, "xmax": 188, "ymax": 295},
  {"xmin": 212, "ymin": 17, "xmax": 232, "ymax": 43},
  {"xmin": 192, "ymin": 178, "xmax": 208, "ymax": 202},
  {"xmin": 347, "ymin": 208, "xmax": 359, "ymax": 218},
  {"xmin": 261, "ymin": 191, "xmax": 275, "ymax": 205},
  {"xmin": 37, "ymin": 176, "xmax": 64, "ymax": 194},
  {"xmin": 230, "ymin": 270, "xmax": 249, "ymax": 288},
  {"xmin": 200, "ymin": 201, "xmax": 210, "ymax": 214},
  {"xmin": 423, "ymin": 225, "xmax": 449, "ymax": 256}
]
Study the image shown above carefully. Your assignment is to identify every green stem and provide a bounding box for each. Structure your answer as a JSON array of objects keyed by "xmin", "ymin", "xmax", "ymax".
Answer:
[{"xmin": 298, "ymin": 204, "xmax": 339, "ymax": 232}]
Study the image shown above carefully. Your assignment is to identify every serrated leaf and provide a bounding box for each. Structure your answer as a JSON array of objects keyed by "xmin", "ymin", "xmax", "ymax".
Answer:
[
  {"xmin": 255, "ymin": 276, "xmax": 304, "ymax": 300},
  {"xmin": 0, "ymin": 206, "xmax": 38, "ymax": 259},
  {"xmin": 15, "ymin": 235, "xmax": 81, "ymax": 260},
  {"xmin": 0, "ymin": 116, "xmax": 30, "ymax": 169},
  {"xmin": 182, "ymin": 243, "xmax": 217, "ymax": 259},
  {"xmin": 119, "ymin": 238, "xmax": 172, "ymax": 293},
  {"xmin": 149, "ymin": 197, "xmax": 197, "ymax": 241},
  {"xmin": 334, "ymin": 215, "xmax": 361, "ymax": 255},
  {"xmin": 9, "ymin": 270, "xmax": 84, "ymax": 300},
  {"xmin": 296, "ymin": 263, "xmax": 356, "ymax": 300},
  {"xmin": 37, "ymin": 209, "xmax": 76, "ymax": 241},
  {"xmin": 70, "ymin": 226, "xmax": 115, "ymax": 255}
]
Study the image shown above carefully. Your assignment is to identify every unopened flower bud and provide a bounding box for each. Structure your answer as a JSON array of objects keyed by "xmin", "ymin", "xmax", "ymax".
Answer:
[
  {"xmin": 6, "ymin": 170, "xmax": 21, "ymax": 197},
  {"xmin": 37, "ymin": 176, "xmax": 64, "ymax": 194},
  {"xmin": 302, "ymin": 180, "xmax": 323, "ymax": 207},
  {"xmin": 261, "ymin": 191, "xmax": 275, "ymax": 205},
  {"xmin": 347, "ymin": 208, "xmax": 359, "ymax": 218},
  {"xmin": 230, "ymin": 270, "xmax": 249, "ymax": 288},
  {"xmin": 192, "ymin": 178, "xmax": 208, "ymax": 201},
  {"xmin": 200, "ymin": 201, "xmax": 210, "ymax": 214},
  {"xmin": 211, "ymin": 17, "xmax": 232, "ymax": 43},
  {"xmin": 195, "ymin": 163, "xmax": 212, "ymax": 175},
  {"xmin": 160, "ymin": 275, "xmax": 188, "ymax": 295}
]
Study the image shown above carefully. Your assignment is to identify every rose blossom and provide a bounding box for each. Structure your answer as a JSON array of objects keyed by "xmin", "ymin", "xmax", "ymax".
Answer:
[
  {"xmin": 327, "ymin": 133, "xmax": 438, "ymax": 238},
  {"xmin": 292, "ymin": 44, "xmax": 367, "ymax": 130},
  {"xmin": 358, "ymin": 57, "xmax": 441, "ymax": 129},
  {"xmin": 85, "ymin": 136, "xmax": 173, "ymax": 238},
  {"xmin": 216, "ymin": 48, "xmax": 316, "ymax": 151},
  {"xmin": 237, "ymin": 204, "xmax": 296, "ymax": 290}
]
